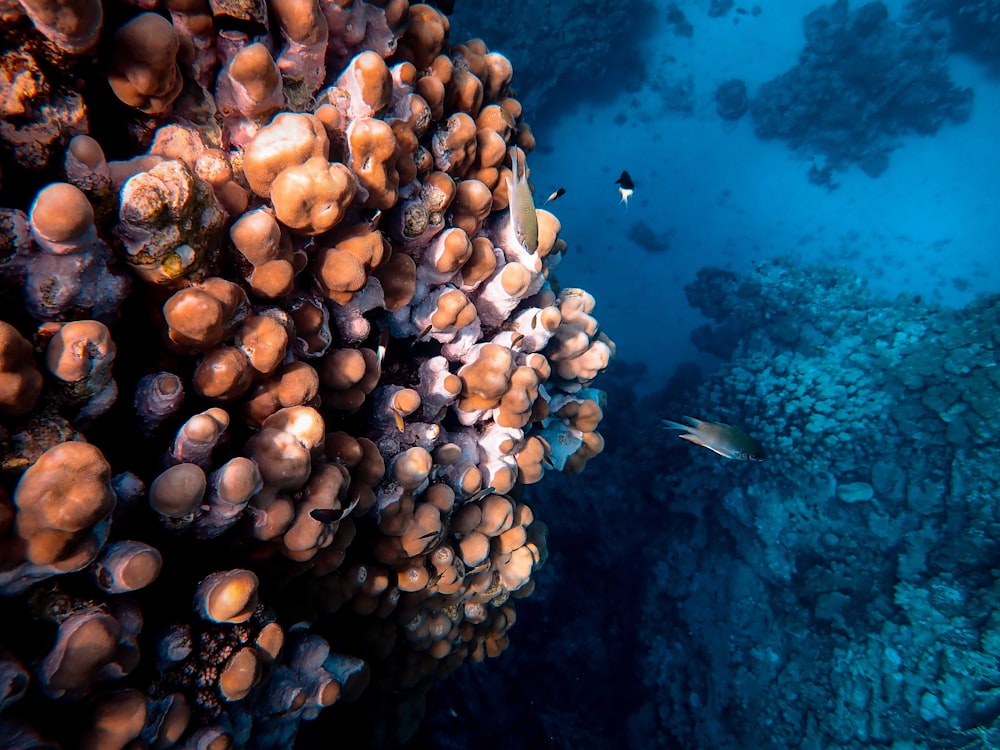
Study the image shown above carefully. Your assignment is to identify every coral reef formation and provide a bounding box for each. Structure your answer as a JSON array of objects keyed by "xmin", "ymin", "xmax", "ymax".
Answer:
[
  {"xmin": 0, "ymin": 2, "xmax": 612, "ymax": 746},
  {"xmin": 627, "ymin": 258, "xmax": 1000, "ymax": 748},
  {"xmin": 751, "ymin": 0, "xmax": 973, "ymax": 177},
  {"xmin": 906, "ymin": 0, "xmax": 1000, "ymax": 65},
  {"xmin": 447, "ymin": 0, "xmax": 653, "ymax": 120},
  {"xmin": 714, "ymin": 78, "xmax": 747, "ymax": 121}
]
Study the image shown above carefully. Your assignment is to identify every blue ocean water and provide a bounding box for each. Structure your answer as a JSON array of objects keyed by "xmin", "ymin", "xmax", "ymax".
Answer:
[{"xmin": 405, "ymin": 1, "xmax": 1000, "ymax": 748}]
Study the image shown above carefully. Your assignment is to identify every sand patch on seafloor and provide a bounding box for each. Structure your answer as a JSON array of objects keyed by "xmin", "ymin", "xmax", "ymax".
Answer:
[{"xmin": 526, "ymin": 0, "xmax": 1000, "ymax": 392}]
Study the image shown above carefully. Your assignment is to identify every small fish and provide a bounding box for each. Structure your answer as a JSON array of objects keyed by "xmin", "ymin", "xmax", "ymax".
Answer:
[
  {"xmin": 409, "ymin": 324, "xmax": 434, "ymax": 351},
  {"xmin": 543, "ymin": 187, "xmax": 566, "ymax": 204},
  {"xmin": 662, "ymin": 416, "xmax": 765, "ymax": 461},
  {"xmin": 464, "ymin": 486, "xmax": 496, "ymax": 504},
  {"xmin": 506, "ymin": 149, "xmax": 539, "ymax": 253},
  {"xmin": 310, "ymin": 507, "xmax": 346, "ymax": 523},
  {"xmin": 390, "ymin": 408, "xmax": 405, "ymax": 433},
  {"xmin": 362, "ymin": 207, "xmax": 383, "ymax": 232},
  {"xmin": 541, "ymin": 442, "xmax": 555, "ymax": 468},
  {"xmin": 615, "ymin": 170, "xmax": 635, "ymax": 207},
  {"xmin": 375, "ymin": 326, "xmax": 390, "ymax": 375}
]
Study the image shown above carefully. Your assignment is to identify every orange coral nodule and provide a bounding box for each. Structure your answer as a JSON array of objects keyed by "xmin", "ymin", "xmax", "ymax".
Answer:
[
  {"xmin": 227, "ymin": 43, "xmax": 283, "ymax": 117},
  {"xmin": 0, "ymin": 321, "xmax": 43, "ymax": 418},
  {"xmin": 457, "ymin": 343, "xmax": 514, "ymax": 408},
  {"xmin": 430, "ymin": 288, "xmax": 476, "ymax": 331},
  {"xmin": 431, "ymin": 112, "xmax": 477, "ymax": 178},
  {"xmin": 564, "ymin": 430, "xmax": 606, "ymax": 475},
  {"xmin": 229, "ymin": 209, "xmax": 297, "ymax": 299},
  {"xmin": 236, "ymin": 315, "xmax": 289, "ymax": 375},
  {"xmin": 460, "ymin": 236, "xmax": 497, "ymax": 290},
  {"xmin": 476, "ymin": 104, "xmax": 515, "ymax": 143},
  {"xmin": 496, "ymin": 365, "xmax": 540, "ymax": 428},
  {"xmin": 81, "ymin": 688, "xmax": 148, "ymax": 750},
  {"xmin": 192, "ymin": 346, "xmax": 253, "ymax": 400},
  {"xmin": 392, "ymin": 447, "xmax": 433, "ymax": 490},
  {"xmin": 555, "ymin": 397, "xmax": 604, "ymax": 433},
  {"xmin": 337, "ymin": 50, "xmax": 393, "ymax": 118},
  {"xmin": 108, "ymin": 13, "xmax": 183, "ymax": 114},
  {"xmin": 14, "ymin": 441, "xmax": 115, "ymax": 566},
  {"xmin": 244, "ymin": 360, "xmax": 320, "ymax": 427},
  {"xmin": 429, "ymin": 227, "xmax": 473, "ymax": 275},
  {"xmin": 514, "ymin": 435, "xmax": 549, "ymax": 485},
  {"xmin": 29, "ymin": 182, "xmax": 95, "ymax": 247},
  {"xmin": 243, "ymin": 112, "xmax": 330, "ymax": 198},
  {"xmin": 163, "ymin": 288, "xmax": 228, "ymax": 351},
  {"xmin": 246, "ymin": 427, "xmax": 311, "ymax": 490},
  {"xmin": 270, "ymin": 157, "xmax": 357, "ymax": 235},
  {"xmin": 313, "ymin": 223, "xmax": 388, "ymax": 303},
  {"xmin": 271, "ymin": 0, "xmax": 327, "ymax": 45},
  {"xmin": 372, "ymin": 250, "xmax": 417, "ymax": 311},
  {"xmin": 149, "ymin": 462, "xmax": 206, "ymax": 519},
  {"xmin": 219, "ymin": 647, "xmax": 262, "ymax": 701},
  {"xmin": 17, "ymin": 0, "xmax": 103, "ymax": 54},
  {"xmin": 415, "ymin": 74, "xmax": 446, "ymax": 122},
  {"xmin": 449, "ymin": 178, "xmax": 492, "ymax": 237},
  {"xmin": 483, "ymin": 52, "xmax": 514, "ymax": 103},
  {"xmin": 42, "ymin": 609, "xmax": 121, "ymax": 698},
  {"xmin": 535, "ymin": 208, "xmax": 562, "ymax": 258},
  {"xmin": 195, "ymin": 568, "xmax": 260, "ymax": 623},
  {"xmin": 395, "ymin": 3, "xmax": 449, "ymax": 70},
  {"xmin": 93, "ymin": 540, "xmax": 163, "ymax": 593},
  {"xmin": 347, "ymin": 118, "xmax": 400, "ymax": 209},
  {"xmin": 446, "ymin": 66, "xmax": 484, "ymax": 118},
  {"xmin": 476, "ymin": 493, "xmax": 514, "ymax": 537}
]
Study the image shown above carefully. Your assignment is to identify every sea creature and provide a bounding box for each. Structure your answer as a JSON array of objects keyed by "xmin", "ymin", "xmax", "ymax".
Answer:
[
  {"xmin": 310, "ymin": 508, "xmax": 346, "ymax": 523},
  {"xmin": 615, "ymin": 170, "xmax": 634, "ymax": 207},
  {"xmin": 507, "ymin": 149, "xmax": 539, "ymax": 253},
  {"xmin": 544, "ymin": 187, "xmax": 566, "ymax": 204},
  {"xmin": 662, "ymin": 416, "xmax": 765, "ymax": 461}
]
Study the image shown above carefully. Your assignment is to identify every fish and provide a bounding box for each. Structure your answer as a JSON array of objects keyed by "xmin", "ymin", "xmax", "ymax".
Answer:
[
  {"xmin": 310, "ymin": 507, "xmax": 346, "ymax": 523},
  {"xmin": 506, "ymin": 149, "xmax": 539, "ymax": 253},
  {"xmin": 662, "ymin": 416, "xmax": 765, "ymax": 461},
  {"xmin": 362, "ymin": 207, "xmax": 382, "ymax": 231},
  {"xmin": 543, "ymin": 187, "xmax": 566, "ymax": 204},
  {"xmin": 615, "ymin": 170, "xmax": 634, "ymax": 207},
  {"xmin": 375, "ymin": 325, "xmax": 390, "ymax": 376},
  {"xmin": 464, "ymin": 486, "xmax": 496, "ymax": 504}
]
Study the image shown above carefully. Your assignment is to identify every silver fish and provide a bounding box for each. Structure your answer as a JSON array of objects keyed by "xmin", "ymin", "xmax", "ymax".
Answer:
[{"xmin": 662, "ymin": 416, "xmax": 765, "ymax": 461}]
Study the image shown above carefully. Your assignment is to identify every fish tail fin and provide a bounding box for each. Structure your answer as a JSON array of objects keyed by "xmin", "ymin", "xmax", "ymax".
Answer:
[
  {"xmin": 681, "ymin": 415, "xmax": 703, "ymax": 427},
  {"xmin": 661, "ymin": 419, "xmax": 688, "ymax": 431}
]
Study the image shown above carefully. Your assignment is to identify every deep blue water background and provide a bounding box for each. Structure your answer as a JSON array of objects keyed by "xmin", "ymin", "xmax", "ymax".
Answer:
[{"xmin": 395, "ymin": 1, "xmax": 1000, "ymax": 748}]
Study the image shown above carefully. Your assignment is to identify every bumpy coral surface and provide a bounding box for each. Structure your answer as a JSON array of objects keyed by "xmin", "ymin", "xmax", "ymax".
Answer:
[
  {"xmin": 751, "ymin": 0, "xmax": 973, "ymax": 177},
  {"xmin": 634, "ymin": 258, "xmax": 1000, "ymax": 750},
  {"xmin": 0, "ymin": 2, "xmax": 612, "ymax": 747}
]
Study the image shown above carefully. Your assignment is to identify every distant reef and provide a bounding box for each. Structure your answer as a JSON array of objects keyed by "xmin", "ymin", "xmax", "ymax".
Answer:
[
  {"xmin": 751, "ymin": 0, "xmax": 974, "ymax": 177},
  {"xmin": 906, "ymin": 0, "xmax": 1000, "ymax": 65},
  {"xmin": 448, "ymin": 0, "xmax": 655, "ymax": 121},
  {"xmin": 630, "ymin": 258, "xmax": 1000, "ymax": 748}
]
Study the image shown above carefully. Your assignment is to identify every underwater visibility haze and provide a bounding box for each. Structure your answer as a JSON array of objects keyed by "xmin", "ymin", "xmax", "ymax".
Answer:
[{"xmin": 1, "ymin": 0, "xmax": 999, "ymax": 748}]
